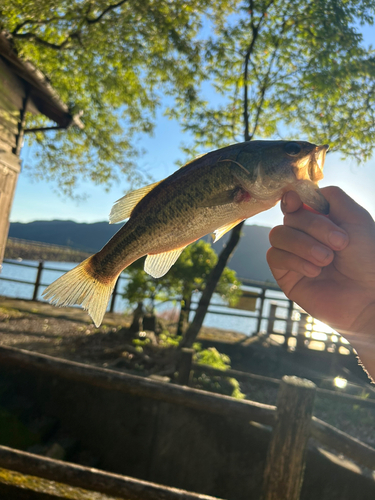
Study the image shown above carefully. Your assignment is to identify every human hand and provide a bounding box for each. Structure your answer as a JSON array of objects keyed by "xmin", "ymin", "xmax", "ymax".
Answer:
[{"xmin": 267, "ymin": 187, "xmax": 375, "ymax": 342}]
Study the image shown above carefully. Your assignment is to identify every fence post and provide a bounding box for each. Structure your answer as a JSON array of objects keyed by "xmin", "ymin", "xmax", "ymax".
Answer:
[
  {"xmin": 296, "ymin": 313, "xmax": 309, "ymax": 350},
  {"xmin": 261, "ymin": 376, "xmax": 316, "ymax": 500},
  {"xmin": 176, "ymin": 348, "xmax": 194, "ymax": 386},
  {"xmin": 283, "ymin": 300, "xmax": 294, "ymax": 349},
  {"xmin": 255, "ymin": 289, "xmax": 266, "ymax": 334},
  {"xmin": 32, "ymin": 261, "xmax": 44, "ymax": 301},
  {"xmin": 267, "ymin": 304, "xmax": 277, "ymax": 335}
]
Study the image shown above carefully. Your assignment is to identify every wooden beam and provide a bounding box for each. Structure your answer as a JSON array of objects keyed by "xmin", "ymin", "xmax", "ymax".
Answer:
[
  {"xmin": 0, "ymin": 346, "xmax": 276, "ymax": 426},
  {"xmin": 0, "ymin": 445, "xmax": 224, "ymax": 500},
  {"xmin": 311, "ymin": 417, "xmax": 375, "ymax": 472},
  {"xmin": 193, "ymin": 363, "xmax": 375, "ymax": 408}
]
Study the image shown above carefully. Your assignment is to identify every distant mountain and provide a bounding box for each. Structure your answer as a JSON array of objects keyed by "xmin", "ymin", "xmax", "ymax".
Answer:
[
  {"xmin": 9, "ymin": 220, "xmax": 118, "ymax": 253},
  {"xmin": 9, "ymin": 220, "xmax": 276, "ymax": 283},
  {"xmin": 201, "ymin": 224, "xmax": 275, "ymax": 283}
]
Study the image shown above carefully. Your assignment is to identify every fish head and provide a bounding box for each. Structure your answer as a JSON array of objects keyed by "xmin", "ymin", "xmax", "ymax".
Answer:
[
  {"xmin": 282, "ymin": 141, "xmax": 330, "ymax": 214},
  {"xmin": 287, "ymin": 141, "xmax": 329, "ymax": 183},
  {"xmin": 234, "ymin": 140, "xmax": 330, "ymax": 214}
]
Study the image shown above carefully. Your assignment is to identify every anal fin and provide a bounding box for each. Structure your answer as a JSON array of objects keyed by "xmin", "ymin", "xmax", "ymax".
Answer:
[
  {"xmin": 144, "ymin": 246, "xmax": 186, "ymax": 278},
  {"xmin": 214, "ymin": 219, "xmax": 244, "ymax": 243}
]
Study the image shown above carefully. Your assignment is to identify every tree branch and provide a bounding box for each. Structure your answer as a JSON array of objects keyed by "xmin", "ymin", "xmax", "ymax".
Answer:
[
  {"xmin": 243, "ymin": 0, "xmax": 275, "ymax": 141},
  {"xmin": 86, "ymin": 0, "xmax": 129, "ymax": 24},
  {"xmin": 11, "ymin": 32, "xmax": 72, "ymax": 50},
  {"xmin": 11, "ymin": 0, "xmax": 129, "ymax": 51},
  {"xmin": 249, "ymin": 16, "xmax": 290, "ymax": 139},
  {"xmin": 12, "ymin": 16, "xmax": 64, "ymax": 35}
]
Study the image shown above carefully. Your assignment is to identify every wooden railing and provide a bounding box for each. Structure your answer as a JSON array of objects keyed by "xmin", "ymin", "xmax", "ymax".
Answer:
[
  {"xmin": 0, "ymin": 346, "xmax": 374, "ymax": 499},
  {"xmin": 0, "ymin": 259, "xmax": 355, "ymax": 354}
]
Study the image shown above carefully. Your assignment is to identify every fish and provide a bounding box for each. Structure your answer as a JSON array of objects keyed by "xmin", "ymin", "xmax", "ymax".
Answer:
[{"xmin": 43, "ymin": 140, "xmax": 329, "ymax": 327}]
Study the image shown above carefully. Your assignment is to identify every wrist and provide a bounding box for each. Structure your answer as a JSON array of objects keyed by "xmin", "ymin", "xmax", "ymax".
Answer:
[{"xmin": 338, "ymin": 303, "xmax": 375, "ymax": 381}]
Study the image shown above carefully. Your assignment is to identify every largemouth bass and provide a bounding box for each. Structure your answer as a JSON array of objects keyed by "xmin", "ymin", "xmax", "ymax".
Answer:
[{"xmin": 43, "ymin": 140, "xmax": 329, "ymax": 327}]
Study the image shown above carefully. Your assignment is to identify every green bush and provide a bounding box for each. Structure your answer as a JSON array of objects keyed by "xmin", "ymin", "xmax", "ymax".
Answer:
[{"xmin": 193, "ymin": 347, "xmax": 244, "ymax": 399}]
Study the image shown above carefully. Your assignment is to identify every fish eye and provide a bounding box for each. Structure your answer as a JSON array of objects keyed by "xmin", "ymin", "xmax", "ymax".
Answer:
[{"xmin": 284, "ymin": 142, "xmax": 302, "ymax": 156}]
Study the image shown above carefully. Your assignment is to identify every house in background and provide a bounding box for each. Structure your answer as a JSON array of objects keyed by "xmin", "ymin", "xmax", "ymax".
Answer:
[{"xmin": 0, "ymin": 32, "xmax": 83, "ymax": 264}]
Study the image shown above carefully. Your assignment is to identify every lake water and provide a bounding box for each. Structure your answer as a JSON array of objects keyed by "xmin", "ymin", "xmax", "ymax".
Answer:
[{"xmin": 0, "ymin": 259, "xmax": 296, "ymax": 336}]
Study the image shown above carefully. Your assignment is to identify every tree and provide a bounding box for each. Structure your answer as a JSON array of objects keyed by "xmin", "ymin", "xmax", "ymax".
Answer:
[
  {"xmin": 122, "ymin": 240, "xmax": 241, "ymax": 335},
  {"xmin": 1, "ymin": 0, "xmax": 230, "ymax": 196},
  {"xmin": 174, "ymin": 0, "xmax": 375, "ymax": 348}
]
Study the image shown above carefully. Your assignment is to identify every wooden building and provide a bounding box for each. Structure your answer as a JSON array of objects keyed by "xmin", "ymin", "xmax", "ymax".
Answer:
[{"xmin": 0, "ymin": 32, "xmax": 83, "ymax": 264}]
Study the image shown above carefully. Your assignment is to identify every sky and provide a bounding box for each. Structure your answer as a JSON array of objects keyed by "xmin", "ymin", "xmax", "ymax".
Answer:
[
  {"xmin": 9, "ymin": 24, "xmax": 375, "ymax": 230},
  {"xmin": 11, "ymin": 116, "xmax": 375, "ymax": 230}
]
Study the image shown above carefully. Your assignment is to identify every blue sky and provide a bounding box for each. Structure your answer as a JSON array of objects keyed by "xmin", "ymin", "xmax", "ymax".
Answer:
[
  {"xmin": 10, "ymin": 24, "xmax": 375, "ymax": 229},
  {"xmin": 11, "ymin": 116, "xmax": 375, "ymax": 229}
]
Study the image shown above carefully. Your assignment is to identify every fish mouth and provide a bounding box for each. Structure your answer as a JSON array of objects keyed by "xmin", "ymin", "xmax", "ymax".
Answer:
[
  {"xmin": 309, "ymin": 144, "xmax": 329, "ymax": 182},
  {"xmin": 291, "ymin": 143, "xmax": 330, "ymax": 214}
]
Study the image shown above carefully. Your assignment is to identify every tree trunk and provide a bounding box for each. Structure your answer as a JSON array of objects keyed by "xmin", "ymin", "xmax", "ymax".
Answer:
[
  {"xmin": 129, "ymin": 302, "xmax": 145, "ymax": 333},
  {"xmin": 176, "ymin": 293, "xmax": 192, "ymax": 337},
  {"xmin": 179, "ymin": 221, "xmax": 244, "ymax": 349}
]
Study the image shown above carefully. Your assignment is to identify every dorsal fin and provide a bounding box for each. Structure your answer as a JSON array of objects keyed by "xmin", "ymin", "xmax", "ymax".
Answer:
[
  {"xmin": 109, "ymin": 181, "xmax": 161, "ymax": 224},
  {"xmin": 144, "ymin": 246, "xmax": 186, "ymax": 278},
  {"xmin": 213, "ymin": 219, "xmax": 244, "ymax": 243}
]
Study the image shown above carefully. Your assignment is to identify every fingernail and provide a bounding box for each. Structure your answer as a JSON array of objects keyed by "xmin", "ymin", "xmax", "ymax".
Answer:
[
  {"xmin": 303, "ymin": 262, "xmax": 321, "ymax": 276},
  {"xmin": 281, "ymin": 192, "xmax": 289, "ymax": 205},
  {"xmin": 311, "ymin": 245, "xmax": 332, "ymax": 262},
  {"xmin": 329, "ymin": 231, "xmax": 348, "ymax": 249}
]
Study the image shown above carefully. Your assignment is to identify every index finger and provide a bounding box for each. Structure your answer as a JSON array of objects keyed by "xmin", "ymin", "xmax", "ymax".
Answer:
[{"xmin": 283, "ymin": 209, "xmax": 349, "ymax": 251}]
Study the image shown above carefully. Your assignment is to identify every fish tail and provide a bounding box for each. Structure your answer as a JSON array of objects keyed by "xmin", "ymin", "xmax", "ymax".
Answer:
[{"xmin": 42, "ymin": 255, "xmax": 118, "ymax": 327}]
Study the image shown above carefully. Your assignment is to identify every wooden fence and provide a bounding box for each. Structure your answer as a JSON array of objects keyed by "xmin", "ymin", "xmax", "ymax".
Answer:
[
  {"xmin": 191, "ymin": 360, "xmax": 375, "ymax": 408},
  {"xmin": 0, "ymin": 259, "xmax": 355, "ymax": 353},
  {"xmin": 0, "ymin": 345, "xmax": 374, "ymax": 499}
]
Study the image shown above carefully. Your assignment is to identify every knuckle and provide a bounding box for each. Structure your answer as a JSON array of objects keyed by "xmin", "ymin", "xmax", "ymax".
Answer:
[
  {"xmin": 283, "ymin": 213, "xmax": 294, "ymax": 227},
  {"xmin": 324, "ymin": 185, "xmax": 344, "ymax": 198},
  {"xmin": 306, "ymin": 215, "xmax": 322, "ymax": 234},
  {"xmin": 266, "ymin": 247, "xmax": 273, "ymax": 264},
  {"xmin": 266, "ymin": 247, "xmax": 280, "ymax": 267},
  {"xmin": 268, "ymin": 225, "xmax": 283, "ymax": 244}
]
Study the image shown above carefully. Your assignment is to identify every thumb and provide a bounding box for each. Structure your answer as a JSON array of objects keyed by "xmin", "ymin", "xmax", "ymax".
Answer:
[
  {"xmin": 281, "ymin": 190, "xmax": 303, "ymax": 214},
  {"xmin": 320, "ymin": 186, "xmax": 373, "ymax": 227}
]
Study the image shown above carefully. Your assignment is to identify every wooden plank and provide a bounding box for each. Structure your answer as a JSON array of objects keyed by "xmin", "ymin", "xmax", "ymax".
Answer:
[
  {"xmin": 0, "ymin": 58, "xmax": 25, "ymax": 110},
  {"xmin": 0, "ymin": 467, "xmax": 118, "ymax": 499},
  {"xmin": 0, "ymin": 445, "xmax": 224, "ymax": 500},
  {"xmin": 192, "ymin": 363, "xmax": 375, "ymax": 408},
  {"xmin": 0, "ymin": 152, "xmax": 21, "ymax": 174},
  {"xmin": 262, "ymin": 376, "xmax": 316, "ymax": 500},
  {"xmin": 311, "ymin": 417, "xmax": 375, "ymax": 471},
  {"xmin": 0, "ymin": 346, "xmax": 276, "ymax": 426},
  {"xmin": 0, "ymin": 128, "xmax": 16, "ymax": 149},
  {"xmin": 0, "ymin": 163, "xmax": 18, "ymax": 263},
  {"xmin": 192, "ymin": 363, "xmax": 281, "ymax": 387}
]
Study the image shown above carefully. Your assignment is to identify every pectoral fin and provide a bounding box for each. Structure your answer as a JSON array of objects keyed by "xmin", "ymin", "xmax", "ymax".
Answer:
[
  {"xmin": 214, "ymin": 219, "xmax": 244, "ymax": 243},
  {"xmin": 294, "ymin": 181, "xmax": 330, "ymax": 215},
  {"xmin": 198, "ymin": 190, "xmax": 236, "ymax": 208},
  {"xmin": 109, "ymin": 181, "xmax": 161, "ymax": 224},
  {"xmin": 144, "ymin": 246, "xmax": 186, "ymax": 278}
]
